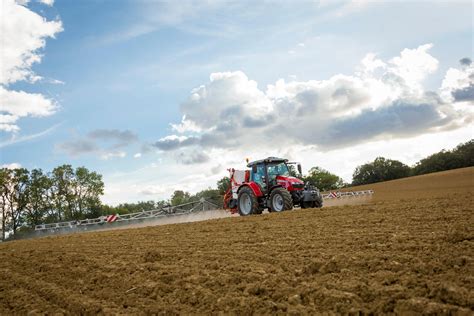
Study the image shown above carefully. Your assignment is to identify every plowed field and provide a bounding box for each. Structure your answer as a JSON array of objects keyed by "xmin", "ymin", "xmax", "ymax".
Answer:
[{"xmin": 1, "ymin": 167, "xmax": 473, "ymax": 314}]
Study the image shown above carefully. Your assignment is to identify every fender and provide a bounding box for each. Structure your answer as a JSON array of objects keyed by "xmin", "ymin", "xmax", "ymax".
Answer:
[
  {"xmin": 238, "ymin": 182, "xmax": 264, "ymax": 197},
  {"xmin": 268, "ymin": 184, "xmax": 284, "ymax": 193}
]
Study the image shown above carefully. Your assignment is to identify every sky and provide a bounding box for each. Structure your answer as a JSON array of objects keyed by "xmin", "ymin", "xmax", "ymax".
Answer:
[{"xmin": 1, "ymin": 0, "xmax": 473, "ymax": 205}]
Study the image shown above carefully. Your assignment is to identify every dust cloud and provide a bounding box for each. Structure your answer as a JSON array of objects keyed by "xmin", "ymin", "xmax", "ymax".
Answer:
[
  {"xmin": 322, "ymin": 195, "xmax": 373, "ymax": 207},
  {"xmin": 101, "ymin": 209, "xmax": 235, "ymax": 232}
]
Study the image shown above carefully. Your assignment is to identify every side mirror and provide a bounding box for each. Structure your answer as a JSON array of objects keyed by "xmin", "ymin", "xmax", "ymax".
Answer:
[{"xmin": 297, "ymin": 164, "xmax": 302, "ymax": 175}]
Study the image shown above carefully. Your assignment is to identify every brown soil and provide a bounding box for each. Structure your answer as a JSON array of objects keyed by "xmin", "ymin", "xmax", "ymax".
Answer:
[{"xmin": 1, "ymin": 167, "xmax": 473, "ymax": 314}]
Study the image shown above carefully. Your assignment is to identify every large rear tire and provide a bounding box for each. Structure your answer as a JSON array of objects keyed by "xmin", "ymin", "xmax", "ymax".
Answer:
[
  {"xmin": 237, "ymin": 187, "xmax": 259, "ymax": 216},
  {"xmin": 269, "ymin": 187, "xmax": 293, "ymax": 212}
]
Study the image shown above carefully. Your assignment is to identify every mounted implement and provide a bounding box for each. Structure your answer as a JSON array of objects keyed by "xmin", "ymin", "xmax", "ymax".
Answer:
[{"xmin": 224, "ymin": 157, "xmax": 323, "ymax": 216}]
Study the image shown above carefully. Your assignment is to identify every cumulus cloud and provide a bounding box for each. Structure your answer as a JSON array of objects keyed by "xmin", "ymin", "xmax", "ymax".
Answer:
[
  {"xmin": 1, "ymin": 163, "xmax": 22, "ymax": 170},
  {"xmin": 100, "ymin": 151, "xmax": 126, "ymax": 160},
  {"xmin": 0, "ymin": 87, "xmax": 58, "ymax": 132},
  {"xmin": 318, "ymin": 100, "xmax": 451, "ymax": 147},
  {"xmin": 0, "ymin": 0, "xmax": 62, "ymax": 132},
  {"xmin": 181, "ymin": 71, "xmax": 273, "ymax": 129},
  {"xmin": 87, "ymin": 129, "xmax": 138, "ymax": 147},
  {"xmin": 177, "ymin": 151, "xmax": 210, "ymax": 165},
  {"xmin": 154, "ymin": 44, "xmax": 472, "ymax": 157},
  {"xmin": 452, "ymin": 84, "xmax": 474, "ymax": 102},
  {"xmin": 57, "ymin": 139, "xmax": 98, "ymax": 157},
  {"xmin": 57, "ymin": 129, "xmax": 138, "ymax": 159},
  {"xmin": 460, "ymin": 57, "xmax": 472, "ymax": 66},
  {"xmin": 139, "ymin": 185, "xmax": 167, "ymax": 196},
  {"xmin": 39, "ymin": 0, "xmax": 55, "ymax": 6},
  {"xmin": 441, "ymin": 58, "xmax": 474, "ymax": 104},
  {"xmin": 1, "ymin": 0, "xmax": 62, "ymax": 85},
  {"xmin": 387, "ymin": 44, "xmax": 438, "ymax": 88},
  {"xmin": 154, "ymin": 135, "xmax": 199, "ymax": 151}
]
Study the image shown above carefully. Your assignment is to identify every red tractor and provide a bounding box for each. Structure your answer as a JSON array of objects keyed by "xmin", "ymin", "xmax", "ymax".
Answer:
[{"xmin": 224, "ymin": 157, "xmax": 323, "ymax": 216}]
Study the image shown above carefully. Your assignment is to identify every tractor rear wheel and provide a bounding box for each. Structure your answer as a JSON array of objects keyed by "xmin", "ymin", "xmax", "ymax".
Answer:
[
  {"xmin": 237, "ymin": 187, "xmax": 259, "ymax": 216},
  {"xmin": 269, "ymin": 188, "xmax": 293, "ymax": 212}
]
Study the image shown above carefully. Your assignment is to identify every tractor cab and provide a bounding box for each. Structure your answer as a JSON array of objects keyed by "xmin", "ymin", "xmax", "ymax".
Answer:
[{"xmin": 248, "ymin": 157, "xmax": 301, "ymax": 193}]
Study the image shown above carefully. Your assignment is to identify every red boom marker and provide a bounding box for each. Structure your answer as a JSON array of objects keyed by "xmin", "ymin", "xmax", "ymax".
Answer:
[{"xmin": 106, "ymin": 214, "xmax": 117, "ymax": 223}]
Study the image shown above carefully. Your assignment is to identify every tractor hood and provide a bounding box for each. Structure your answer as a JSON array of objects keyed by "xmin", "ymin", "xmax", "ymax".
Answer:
[{"xmin": 276, "ymin": 175, "xmax": 304, "ymax": 190}]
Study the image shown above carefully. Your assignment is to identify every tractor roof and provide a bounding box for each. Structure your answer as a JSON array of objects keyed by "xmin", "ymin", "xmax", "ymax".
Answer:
[{"xmin": 247, "ymin": 157, "xmax": 288, "ymax": 167}]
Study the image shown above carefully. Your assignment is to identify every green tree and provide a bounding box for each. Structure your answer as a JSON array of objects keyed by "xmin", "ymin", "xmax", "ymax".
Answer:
[
  {"xmin": 74, "ymin": 167, "xmax": 104, "ymax": 219},
  {"xmin": 216, "ymin": 176, "xmax": 231, "ymax": 195},
  {"xmin": 5, "ymin": 168, "xmax": 30, "ymax": 235},
  {"xmin": 304, "ymin": 167, "xmax": 344, "ymax": 191},
  {"xmin": 352, "ymin": 157, "xmax": 411, "ymax": 185},
  {"xmin": 0, "ymin": 168, "xmax": 13, "ymax": 240},
  {"xmin": 49, "ymin": 165, "xmax": 104, "ymax": 221},
  {"xmin": 51, "ymin": 165, "xmax": 75, "ymax": 221},
  {"xmin": 412, "ymin": 139, "xmax": 474, "ymax": 175},
  {"xmin": 103, "ymin": 200, "xmax": 168, "ymax": 215},
  {"xmin": 454, "ymin": 139, "xmax": 474, "ymax": 167},
  {"xmin": 25, "ymin": 169, "xmax": 52, "ymax": 228},
  {"xmin": 170, "ymin": 190, "xmax": 190, "ymax": 206},
  {"xmin": 192, "ymin": 188, "xmax": 222, "ymax": 206},
  {"xmin": 129, "ymin": 200, "xmax": 157, "ymax": 212}
]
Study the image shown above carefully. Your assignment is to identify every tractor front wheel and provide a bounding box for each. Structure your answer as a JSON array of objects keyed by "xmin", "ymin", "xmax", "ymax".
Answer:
[
  {"xmin": 314, "ymin": 199, "xmax": 323, "ymax": 208},
  {"xmin": 302, "ymin": 200, "xmax": 323, "ymax": 209},
  {"xmin": 237, "ymin": 187, "xmax": 259, "ymax": 216},
  {"xmin": 269, "ymin": 188, "xmax": 293, "ymax": 212},
  {"xmin": 301, "ymin": 201, "xmax": 313, "ymax": 209}
]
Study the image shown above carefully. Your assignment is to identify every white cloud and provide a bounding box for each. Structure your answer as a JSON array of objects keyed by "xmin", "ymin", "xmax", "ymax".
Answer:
[
  {"xmin": 359, "ymin": 53, "xmax": 386, "ymax": 74},
  {"xmin": 181, "ymin": 71, "xmax": 273, "ymax": 129},
  {"xmin": 0, "ymin": 123, "xmax": 61, "ymax": 148},
  {"xmin": 1, "ymin": 0, "xmax": 63, "ymax": 85},
  {"xmin": 0, "ymin": 0, "xmax": 63, "ymax": 133},
  {"xmin": 319, "ymin": 0, "xmax": 373, "ymax": 18},
  {"xmin": 170, "ymin": 116, "xmax": 203, "ymax": 133},
  {"xmin": 154, "ymin": 44, "xmax": 471, "ymax": 156},
  {"xmin": 138, "ymin": 184, "xmax": 168, "ymax": 196},
  {"xmin": 440, "ymin": 60, "xmax": 474, "ymax": 104},
  {"xmin": 56, "ymin": 129, "xmax": 138, "ymax": 159},
  {"xmin": 49, "ymin": 78, "xmax": 65, "ymax": 85},
  {"xmin": 0, "ymin": 87, "xmax": 58, "ymax": 132},
  {"xmin": 39, "ymin": 0, "xmax": 55, "ymax": 6},
  {"xmin": 100, "ymin": 151, "xmax": 126, "ymax": 160},
  {"xmin": 1, "ymin": 163, "xmax": 22, "ymax": 170},
  {"xmin": 97, "ymin": 1, "xmax": 229, "ymax": 44},
  {"xmin": 388, "ymin": 43, "xmax": 438, "ymax": 91},
  {"xmin": 134, "ymin": 153, "xmax": 142, "ymax": 158}
]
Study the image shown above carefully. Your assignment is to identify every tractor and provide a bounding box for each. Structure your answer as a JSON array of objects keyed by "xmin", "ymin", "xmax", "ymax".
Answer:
[{"xmin": 224, "ymin": 157, "xmax": 323, "ymax": 216}]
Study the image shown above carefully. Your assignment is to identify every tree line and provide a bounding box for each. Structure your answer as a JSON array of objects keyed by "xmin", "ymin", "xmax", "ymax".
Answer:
[
  {"xmin": 0, "ymin": 165, "xmax": 104, "ymax": 240},
  {"xmin": 351, "ymin": 139, "xmax": 473, "ymax": 186}
]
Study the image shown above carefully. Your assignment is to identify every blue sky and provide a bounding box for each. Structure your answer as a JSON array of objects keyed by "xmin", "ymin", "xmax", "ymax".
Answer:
[{"xmin": 1, "ymin": 0, "xmax": 473, "ymax": 204}]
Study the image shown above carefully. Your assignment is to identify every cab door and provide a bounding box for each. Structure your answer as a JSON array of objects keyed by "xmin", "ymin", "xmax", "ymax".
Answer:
[{"xmin": 251, "ymin": 164, "xmax": 267, "ymax": 193}]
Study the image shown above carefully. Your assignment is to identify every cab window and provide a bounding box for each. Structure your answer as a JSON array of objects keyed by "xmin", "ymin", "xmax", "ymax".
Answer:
[{"xmin": 252, "ymin": 164, "xmax": 266, "ymax": 190}]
